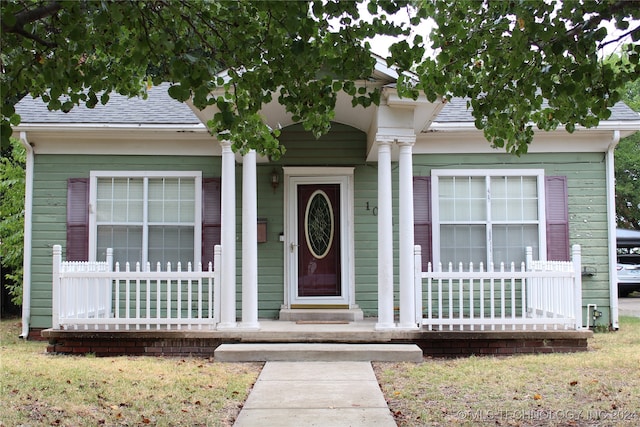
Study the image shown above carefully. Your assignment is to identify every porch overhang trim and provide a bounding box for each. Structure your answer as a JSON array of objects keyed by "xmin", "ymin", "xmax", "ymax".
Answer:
[
  {"xmin": 13, "ymin": 123, "xmax": 207, "ymax": 132},
  {"xmin": 14, "ymin": 124, "xmax": 219, "ymax": 156}
]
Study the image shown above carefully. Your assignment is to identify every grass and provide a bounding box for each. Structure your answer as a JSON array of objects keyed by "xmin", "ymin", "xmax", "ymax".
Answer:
[
  {"xmin": 2, "ymin": 317, "xmax": 639, "ymax": 426},
  {"xmin": 374, "ymin": 316, "xmax": 640, "ymax": 426},
  {"xmin": 0, "ymin": 318, "xmax": 262, "ymax": 427}
]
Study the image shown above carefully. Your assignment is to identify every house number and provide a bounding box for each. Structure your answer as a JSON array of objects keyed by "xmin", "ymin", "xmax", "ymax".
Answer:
[{"xmin": 366, "ymin": 201, "xmax": 378, "ymax": 216}]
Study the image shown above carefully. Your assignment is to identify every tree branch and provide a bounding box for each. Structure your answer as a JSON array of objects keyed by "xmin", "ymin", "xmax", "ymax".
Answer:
[
  {"xmin": 599, "ymin": 24, "xmax": 640, "ymax": 50},
  {"xmin": 2, "ymin": 1, "xmax": 61, "ymax": 48}
]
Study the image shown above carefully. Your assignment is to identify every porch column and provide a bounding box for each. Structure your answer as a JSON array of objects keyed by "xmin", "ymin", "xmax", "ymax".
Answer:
[
  {"xmin": 218, "ymin": 141, "xmax": 237, "ymax": 329},
  {"xmin": 397, "ymin": 138, "xmax": 418, "ymax": 329},
  {"xmin": 241, "ymin": 150, "xmax": 260, "ymax": 329},
  {"xmin": 376, "ymin": 138, "xmax": 395, "ymax": 329}
]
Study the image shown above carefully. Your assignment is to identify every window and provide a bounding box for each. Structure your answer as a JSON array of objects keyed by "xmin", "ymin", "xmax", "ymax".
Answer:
[
  {"xmin": 432, "ymin": 170, "xmax": 546, "ymax": 269},
  {"xmin": 88, "ymin": 172, "xmax": 202, "ymax": 269}
]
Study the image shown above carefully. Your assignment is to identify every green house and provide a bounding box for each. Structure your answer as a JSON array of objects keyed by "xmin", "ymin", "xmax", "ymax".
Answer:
[{"xmin": 14, "ymin": 60, "xmax": 640, "ymax": 344}]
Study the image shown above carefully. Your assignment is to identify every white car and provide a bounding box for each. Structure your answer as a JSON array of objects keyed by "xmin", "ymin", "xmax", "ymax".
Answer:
[{"xmin": 617, "ymin": 263, "xmax": 640, "ymax": 297}]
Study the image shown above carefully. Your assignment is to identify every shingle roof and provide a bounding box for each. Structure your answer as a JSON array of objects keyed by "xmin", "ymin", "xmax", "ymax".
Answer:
[
  {"xmin": 15, "ymin": 83, "xmax": 202, "ymax": 125},
  {"xmin": 15, "ymin": 82, "xmax": 639, "ymax": 125},
  {"xmin": 435, "ymin": 97, "xmax": 640, "ymax": 123}
]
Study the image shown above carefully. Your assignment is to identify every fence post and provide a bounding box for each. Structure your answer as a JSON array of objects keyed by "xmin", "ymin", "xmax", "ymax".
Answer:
[
  {"xmin": 52, "ymin": 245, "xmax": 62, "ymax": 329},
  {"xmin": 572, "ymin": 245, "xmax": 582, "ymax": 329},
  {"xmin": 414, "ymin": 245, "xmax": 423, "ymax": 325},
  {"xmin": 106, "ymin": 248, "xmax": 113, "ymax": 272},
  {"xmin": 214, "ymin": 245, "xmax": 222, "ymax": 325}
]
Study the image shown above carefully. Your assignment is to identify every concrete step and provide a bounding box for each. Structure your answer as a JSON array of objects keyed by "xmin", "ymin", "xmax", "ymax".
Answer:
[
  {"xmin": 278, "ymin": 308, "xmax": 364, "ymax": 322},
  {"xmin": 214, "ymin": 343, "xmax": 423, "ymax": 362}
]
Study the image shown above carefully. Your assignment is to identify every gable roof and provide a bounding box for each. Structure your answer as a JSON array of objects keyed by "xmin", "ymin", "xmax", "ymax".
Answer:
[{"xmin": 15, "ymin": 83, "xmax": 202, "ymax": 125}]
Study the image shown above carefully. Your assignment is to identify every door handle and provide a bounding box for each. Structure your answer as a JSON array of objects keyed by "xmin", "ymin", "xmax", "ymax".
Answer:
[{"xmin": 290, "ymin": 242, "xmax": 299, "ymax": 253}]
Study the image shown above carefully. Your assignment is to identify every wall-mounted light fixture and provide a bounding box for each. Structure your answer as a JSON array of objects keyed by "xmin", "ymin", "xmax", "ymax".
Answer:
[{"xmin": 271, "ymin": 168, "xmax": 280, "ymax": 192}]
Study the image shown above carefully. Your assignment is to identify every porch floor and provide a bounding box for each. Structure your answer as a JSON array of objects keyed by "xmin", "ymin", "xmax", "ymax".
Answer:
[{"xmin": 42, "ymin": 318, "xmax": 593, "ymax": 357}]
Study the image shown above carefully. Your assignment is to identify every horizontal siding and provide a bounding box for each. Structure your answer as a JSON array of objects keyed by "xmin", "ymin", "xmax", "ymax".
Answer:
[
  {"xmin": 29, "ymin": 155, "xmax": 221, "ymax": 328},
  {"xmin": 253, "ymin": 123, "xmax": 371, "ymax": 317},
  {"xmin": 275, "ymin": 123, "xmax": 367, "ymax": 165},
  {"xmin": 353, "ymin": 165, "xmax": 381, "ymax": 315},
  {"xmin": 29, "ymin": 133, "xmax": 611, "ymax": 327},
  {"xmin": 414, "ymin": 152, "xmax": 611, "ymax": 318},
  {"xmin": 253, "ymin": 164, "xmax": 285, "ymax": 319}
]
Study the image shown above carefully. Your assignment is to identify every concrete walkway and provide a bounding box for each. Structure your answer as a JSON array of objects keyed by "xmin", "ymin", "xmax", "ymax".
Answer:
[{"xmin": 233, "ymin": 361, "xmax": 396, "ymax": 426}]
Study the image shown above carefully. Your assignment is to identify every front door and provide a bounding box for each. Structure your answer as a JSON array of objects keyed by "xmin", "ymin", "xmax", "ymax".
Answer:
[
  {"xmin": 286, "ymin": 172, "xmax": 351, "ymax": 307},
  {"xmin": 297, "ymin": 183, "xmax": 341, "ymax": 297}
]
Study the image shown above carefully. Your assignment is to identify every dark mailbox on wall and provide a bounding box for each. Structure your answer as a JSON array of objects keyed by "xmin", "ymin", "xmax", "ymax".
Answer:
[{"xmin": 257, "ymin": 218, "xmax": 267, "ymax": 243}]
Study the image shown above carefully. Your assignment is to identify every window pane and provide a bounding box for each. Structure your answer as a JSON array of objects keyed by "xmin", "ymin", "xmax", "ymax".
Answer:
[
  {"xmin": 96, "ymin": 178, "xmax": 143, "ymax": 222},
  {"xmin": 523, "ymin": 199, "xmax": 539, "ymax": 221},
  {"xmin": 148, "ymin": 178, "xmax": 195, "ymax": 223},
  {"xmin": 96, "ymin": 179, "xmax": 113, "ymax": 222},
  {"xmin": 440, "ymin": 225, "xmax": 486, "ymax": 269},
  {"xmin": 490, "ymin": 176, "xmax": 538, "ymax": 222},
  {"xmin": 493, "ymin": 224, "xmax": 539, "ymax": 266},
  {"xmin": 97, "ymin": 225, "xmax": 143, "ymax": 267},
  {"xmin": 439, "ymin": 177, "xmax": 486, "ymax": 221},
  {"xmin": 148, "ymin": 226, "xmax": 194, "ymax": 267}
]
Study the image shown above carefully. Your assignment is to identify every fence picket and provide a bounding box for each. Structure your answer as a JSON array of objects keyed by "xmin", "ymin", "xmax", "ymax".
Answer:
[
  {"xmin": 51, "ymin": 245, "xmax": 219, "ymax": 331},
  {"xmin": 417, "ymin": 246, "xmax": 582, "ymax": 331}
]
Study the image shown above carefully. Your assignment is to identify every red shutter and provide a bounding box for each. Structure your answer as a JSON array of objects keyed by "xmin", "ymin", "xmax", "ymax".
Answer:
[
  {"xmin": 202, "ymin": 178, "xmax": 222, "ymax": 264},
  {"xmin": 545, "ymin": 176, "xmax": 570, "ymax": 261},
  {"xmin": 413, "ymin": 176, "xmax": 432, "ymax": 269},
  {"xmin": 66, "ymin": 178, "xmax": 89, "ymax": 261}
]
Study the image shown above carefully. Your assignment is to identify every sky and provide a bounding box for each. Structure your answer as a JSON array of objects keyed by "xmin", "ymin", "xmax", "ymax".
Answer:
[{"xmin": 361, "ymin": 4, "xmax": 639, "ymax": 59}]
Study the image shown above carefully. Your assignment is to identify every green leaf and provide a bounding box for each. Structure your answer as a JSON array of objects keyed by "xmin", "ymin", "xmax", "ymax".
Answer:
[{"xmin": 167, "ymin": 85, "xmax": 191, "ymax": 102}]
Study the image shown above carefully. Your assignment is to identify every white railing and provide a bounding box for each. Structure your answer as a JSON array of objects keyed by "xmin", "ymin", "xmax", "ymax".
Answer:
[
  {"xmin": 416, "ymin": 245, "xmax": 582, "ymax": 331},
  {"xmin": 52, "ymin": 245, "xmax": 221, "ymax": 331}
]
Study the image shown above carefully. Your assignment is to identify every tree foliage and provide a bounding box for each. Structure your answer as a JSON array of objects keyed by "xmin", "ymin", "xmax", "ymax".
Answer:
[
  {"xmin": 1, "ymin": 0, "xmax": 639, "ymax": 156},
  {"xmin": 615, "ymin": 74, "xmax": 640, "ymax": 230},
  {"xmin": 0, "ymin": 139, "xmax": 25, "ymax": 305},
  {"xmin": 1, "ymin": 0, "xmax": 407, "ymax": 157},
  {"xmin": 398, "ymin": 0, "xmax": 640, "ymax": 154}
]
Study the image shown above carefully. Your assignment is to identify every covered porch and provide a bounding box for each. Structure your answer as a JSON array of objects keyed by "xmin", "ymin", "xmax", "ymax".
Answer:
[{"xmin": 44, "ymin": 241, "xmax": 591, "ymax": 356}]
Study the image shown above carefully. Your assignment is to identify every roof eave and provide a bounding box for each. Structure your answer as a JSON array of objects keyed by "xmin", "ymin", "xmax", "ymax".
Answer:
[{"xmin": 13, "ymin": 123, "xmax": 208, "ymax": 133}]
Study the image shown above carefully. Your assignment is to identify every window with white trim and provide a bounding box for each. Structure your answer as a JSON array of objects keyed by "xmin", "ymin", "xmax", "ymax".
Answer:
[
  {"xmin": 89, "ymin": 171, "xmax": 202, "ymax": 269},
  {"xmin": 432, "ymin": 169, "xmax": 546, "ymax": 269}
]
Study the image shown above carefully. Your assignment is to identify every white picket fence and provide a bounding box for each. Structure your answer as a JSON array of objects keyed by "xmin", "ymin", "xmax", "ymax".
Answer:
[
  {"xmin": 52, "ymin": 245, "xmax": 221, "ymax": 330},
  {"xmin": 416, "ymin": 245, "xmax": 583, "ymax": 331}
]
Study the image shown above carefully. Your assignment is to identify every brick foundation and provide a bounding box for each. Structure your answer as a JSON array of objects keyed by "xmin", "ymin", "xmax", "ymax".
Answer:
[
  {"xmin": 46, "ymin": 335, "xmax": 229, "ymax": 357},
  {"xmin": 27, "ymin": 328, "xmax": 48, "ymax": 341},
  {"xmin": 41, "ymin": 327, "xmax": 591, "ymax": 358},
  {"xmin": 415, "ymin": 337, "xmax": 589, "ymax": 357}
]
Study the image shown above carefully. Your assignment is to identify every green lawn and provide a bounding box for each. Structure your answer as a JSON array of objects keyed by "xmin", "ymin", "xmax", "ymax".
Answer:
[
  {"xmin": 0, "ymin": 318, "xmax": 262, "ymax": 426},
  {"xmin": 2, "ymin": 317, "xmax": 639, "ymax": 426},
  {"xmin": 375, "ymin": 316, "xmax": 640, "ymax": 426}
]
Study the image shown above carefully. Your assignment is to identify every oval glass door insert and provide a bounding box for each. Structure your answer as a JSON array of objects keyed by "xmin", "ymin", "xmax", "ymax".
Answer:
[{"xmin": 304, "ymin": 190, "xmax": 334, "ymax": 259}]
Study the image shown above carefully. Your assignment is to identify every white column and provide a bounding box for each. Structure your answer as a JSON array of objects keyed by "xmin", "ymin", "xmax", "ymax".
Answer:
[
  {"xmin": 218, "ymin": 141, "xmax": 237, "ymax": 329},
  {"xmin": 376, "ymin": 139, "xmax": 395, "ymax": 329},
  {"xmin": 241, "ymin": 150, "xmax": 260, "ymax": 329},
  {"xmin": 398, "ymin": 139, "xmax": 418, "ymax": 329}
]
